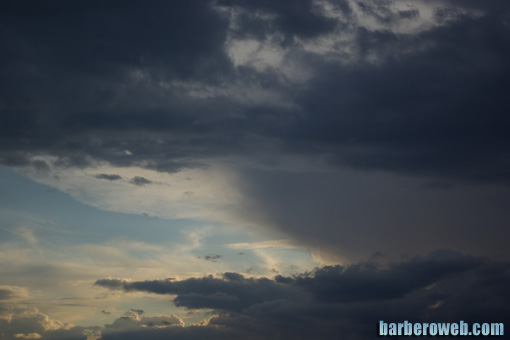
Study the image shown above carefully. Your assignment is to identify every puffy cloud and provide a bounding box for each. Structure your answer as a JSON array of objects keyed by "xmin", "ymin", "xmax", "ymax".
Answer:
[{"xmin": 0, "ymin": 305, "xmax": 98, "ymax": 340}]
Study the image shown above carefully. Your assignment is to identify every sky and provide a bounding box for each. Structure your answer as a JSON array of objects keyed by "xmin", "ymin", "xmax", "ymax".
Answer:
[{"xmin": 0, "ymin": 0, "xmax": 509, "ymax": 339}]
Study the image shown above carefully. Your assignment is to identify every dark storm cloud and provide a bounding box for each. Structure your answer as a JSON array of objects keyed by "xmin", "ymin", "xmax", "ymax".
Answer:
[
  {"xmin": 95, "ymin": 174, "xmax": 122, "ymax": 181},
  {"xmin": 96, "ymin": 271, "xmax": 298, "ymax": 312},
  {"xmin": 0, "ymin": 0, "xmax": 233, "ymax": 171},
  {"xmin": 237, "ymin": 167, "xmax": 510, "ymax": 260},
  {"xmin": 217, "ymin": 0, "xmax": 342, "ymax": 42},
  {"xmin": 95, "ymin": 251, "xmax": 509, "ymax": 339},
  {"xmin": 290, "ymin": 12, "xmax": 510, "ymax": 180},
  {"xmin": 292, "ymin": 250, "xmax": 480, "ymax": 303},
  {"xmin": 129, "ymin": 176, "xmax": 152, "ymax": 186},
  {"xmin": 0, "ymin": 0, "xmax": 508, "ymax": 181},
  {"xmin": 96, "ymin": 250, "xmax": 479, "ymax": 310},
  {"xmin": 356, "ymin": 0, "xmax": 419, "ymax": 24}
]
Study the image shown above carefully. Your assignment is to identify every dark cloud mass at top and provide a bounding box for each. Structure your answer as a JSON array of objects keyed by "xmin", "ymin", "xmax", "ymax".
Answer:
[
  {"xmin": 0, "ymin": 0, "xmax": 509, "ymax": 180},
  {"xmin": 0, "ymin": 0, "xmax": 233, "ymax": 171}
]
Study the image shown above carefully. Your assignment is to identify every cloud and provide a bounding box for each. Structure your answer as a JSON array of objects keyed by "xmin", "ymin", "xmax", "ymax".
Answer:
[
  {"xmin": 203, "ymin": 255, "xmax": 222, "ymax": 262},
  {"xmin": 94, "ymin": 174, "xmax": 122, "ymax": 181},
  {"xmin": 129, "ymin": 176, "xmax": 152, "ymax": 186},
  {"xmin": 93, "ymin": 251, "xmax": 510, "ymax": 339},
  {"xmin": 2, "ymin": 3, "xmax": 510, "ymax": 337},
  {"xmin": 96, "ymin": 250, "xmax": 480, "ymax": 309},
  {"xmin": 99, "ymin": 315, "xmax": 227, "ymax": 340},
  {"xmin": 0, "ymin": 0, "xmax": 508, "ymax": 182},
  {"xmin": 106, "ymin": 310, "xmax": 183, "ymax": 330},
  {"xmin": 11, "ymin": 227, "xmax": 38, "ymax": 246},
  {"xmin": 0, "ymin": 286, "xmax": 28, "ymax": 301},
  {"xmin": 19, "ymin": 164, "xmax": 245, "ymax": 225},
  {"xmin": 0, "ymin": 305, "xmax": 99, "ymax": 340},
  {"xmin": 237, "ymin": 167, "xmax": 510, "ymax": 261},
  {"xmin": 0, "ymin": 0, "xmax": 233, "ymax": 172},
  {"xmin": 96, "ymin": 270, "xmax": 297, "ymax": 313},
  {"xmin": 218, "ymin": 0, "xmax": 340, "ymax": 42},
  {"xmin": 1, "ymin": 0, "xmax": 509, "ymax": 264},
  {"xmin": 292, "ymin": 250, "xmax": 480, "ymax": 303}
]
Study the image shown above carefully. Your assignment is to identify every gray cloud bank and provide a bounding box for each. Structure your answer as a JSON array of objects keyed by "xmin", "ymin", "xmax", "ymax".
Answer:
[
  {"xmin": 93, "ymin": 251, "xmax": 509, "ymax": 339},
  {"xmin": 1, "ymin": 0, "xmax": 509, "ymax": 180}
]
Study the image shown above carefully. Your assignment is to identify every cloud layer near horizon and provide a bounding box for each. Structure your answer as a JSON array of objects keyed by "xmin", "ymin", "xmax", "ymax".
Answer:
[
  {"xmin": 96, "ymin": 251, "xmax": 509, "ymax": 339},
  {"xmin": 3, "ymin": 251, "xmax": 509, "ymax": 340}
]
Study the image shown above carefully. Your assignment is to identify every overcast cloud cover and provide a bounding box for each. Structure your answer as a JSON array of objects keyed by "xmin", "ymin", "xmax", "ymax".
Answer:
[{"xmin": 1, "ymin": 0, "xmax": 510, "ymax": 339}]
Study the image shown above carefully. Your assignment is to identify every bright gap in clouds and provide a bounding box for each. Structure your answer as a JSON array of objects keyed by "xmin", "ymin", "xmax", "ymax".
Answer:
[{"xmin": 0, "ymin": 166, "xmax": 319, "ymax": 328}]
